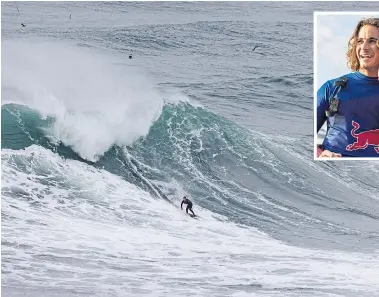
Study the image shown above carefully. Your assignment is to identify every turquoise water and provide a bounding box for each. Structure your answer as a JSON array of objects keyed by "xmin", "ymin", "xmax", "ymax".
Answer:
[{"xmin": 2, "ymin": 2, "xmax": 379, "ymax": 297}]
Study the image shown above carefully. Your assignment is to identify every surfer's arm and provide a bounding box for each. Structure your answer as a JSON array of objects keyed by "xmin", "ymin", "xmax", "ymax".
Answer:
[
  {"xmin": 181, "ymin": 201, "xmax": 184, "ymax": 209},
  {"xmin": 319, "ymin": 150, "xmax": 341, "ymax": 158},
  {"xmin": 316, "ymin": 82, "xmax": 329, "ymax": 133}
]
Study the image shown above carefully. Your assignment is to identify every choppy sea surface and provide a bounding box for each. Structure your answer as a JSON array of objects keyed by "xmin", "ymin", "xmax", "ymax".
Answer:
[{"xmin": 2, "ymin": 2, "xmax": 379, "ymax": 297}]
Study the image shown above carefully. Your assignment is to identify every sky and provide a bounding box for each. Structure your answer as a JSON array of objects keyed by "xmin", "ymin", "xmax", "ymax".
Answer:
[{"xmin": 316, "ymin": 12, "xmax": 379, "ymax": 90}]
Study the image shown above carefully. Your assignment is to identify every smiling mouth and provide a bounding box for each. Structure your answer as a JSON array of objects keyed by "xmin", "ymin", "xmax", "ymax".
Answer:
[{"xmin": 360, "ymin": 55, "xmax": 373, "ymax": 59}]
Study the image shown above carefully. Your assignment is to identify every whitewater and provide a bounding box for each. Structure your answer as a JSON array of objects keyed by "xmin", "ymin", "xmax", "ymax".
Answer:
[{"xmin": 2, "ymin": 2, "xmax": 379, "ymax": 297}]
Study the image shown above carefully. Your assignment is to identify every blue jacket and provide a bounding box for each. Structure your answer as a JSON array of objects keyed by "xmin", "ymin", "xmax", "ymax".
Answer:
[{"xmin": 317, "ymin": 72, "xmax": 379, "ymax": 157}]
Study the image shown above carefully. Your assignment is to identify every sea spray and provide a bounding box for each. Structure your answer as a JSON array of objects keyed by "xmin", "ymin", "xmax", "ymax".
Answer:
[{"xmin": 2, "ymin": 40, "xmax": 164, "ymax": 161}]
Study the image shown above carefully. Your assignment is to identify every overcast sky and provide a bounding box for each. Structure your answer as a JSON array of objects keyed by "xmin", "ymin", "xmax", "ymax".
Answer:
[{"xmin": 316, "ymin": 12, "xmax": 379, "ymax": 90}]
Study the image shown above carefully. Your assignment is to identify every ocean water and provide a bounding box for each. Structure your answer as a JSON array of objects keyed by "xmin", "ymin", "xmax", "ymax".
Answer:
[{"xmin": 2, "ymin": 2, "xmax": 379, "ymax": 297}]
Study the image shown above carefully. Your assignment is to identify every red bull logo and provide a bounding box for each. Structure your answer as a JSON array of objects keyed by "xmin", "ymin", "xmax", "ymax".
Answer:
[{"xmin": 346, "ymin": 121, "xmax": 379, "ymax": 153}]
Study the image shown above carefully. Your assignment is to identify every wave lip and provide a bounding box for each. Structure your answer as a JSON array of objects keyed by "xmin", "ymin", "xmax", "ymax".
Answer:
[{"xmin": 2, "ymin": 40, "xmax": 165, "ymax": 161}]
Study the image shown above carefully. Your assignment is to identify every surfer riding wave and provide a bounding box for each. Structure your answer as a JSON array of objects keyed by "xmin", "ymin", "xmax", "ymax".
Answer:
[{"xmin": 181, "ymin": 196, "xmax": 195, "ymax": 216}]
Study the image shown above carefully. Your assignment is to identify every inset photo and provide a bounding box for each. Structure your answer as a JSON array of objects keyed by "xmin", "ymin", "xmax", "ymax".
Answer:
[{"xmin": 314, "ymin": 12, "xmax": 379, "ymax": 160}]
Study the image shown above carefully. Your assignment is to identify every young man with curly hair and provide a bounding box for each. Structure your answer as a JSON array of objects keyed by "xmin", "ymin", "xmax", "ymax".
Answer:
[{"xmin": 317, "ymin": 17, "xmax": 379, "ymax": 158}]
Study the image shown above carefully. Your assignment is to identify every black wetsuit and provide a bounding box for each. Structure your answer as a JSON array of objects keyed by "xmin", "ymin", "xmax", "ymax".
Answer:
[{"xmin": 181, "ymin": 199, "xmax": 195, "ymax": 215}]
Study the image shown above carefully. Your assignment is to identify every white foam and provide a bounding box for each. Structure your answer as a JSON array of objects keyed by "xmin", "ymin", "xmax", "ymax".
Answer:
[
  {"xmin": 2, "ymin": 40, "xmax": 164, "ymax": 161},
  {"xmin": 2, "ymin": 146, "xmax": 379, "ymax": 296}
]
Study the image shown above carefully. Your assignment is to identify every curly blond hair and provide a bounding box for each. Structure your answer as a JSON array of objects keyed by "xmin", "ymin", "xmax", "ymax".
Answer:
[{"xmin": 346, "ymin": 18, "xmax": 379, "ymax": 71}]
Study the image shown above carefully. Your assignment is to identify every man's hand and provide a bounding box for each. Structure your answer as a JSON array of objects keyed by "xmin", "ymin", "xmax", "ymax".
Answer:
[
  {"xmin": 181, "ymin": 207, "xmax": 182, "ymax": 210},
  {"xmin": 319, "ymin": 149, "xmax": 342, "ymax": 158}
]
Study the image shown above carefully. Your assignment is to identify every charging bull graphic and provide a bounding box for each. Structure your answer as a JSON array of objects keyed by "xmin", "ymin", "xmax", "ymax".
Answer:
[{"xmin": 346, "ymin": 121, "xmax": 379, "ymax": 153}]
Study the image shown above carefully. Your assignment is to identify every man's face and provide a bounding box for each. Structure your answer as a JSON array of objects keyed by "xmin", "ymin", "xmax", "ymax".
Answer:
[{"xmin": 355, "ymin": 25, "xmax": 379, "ymax": 77}]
